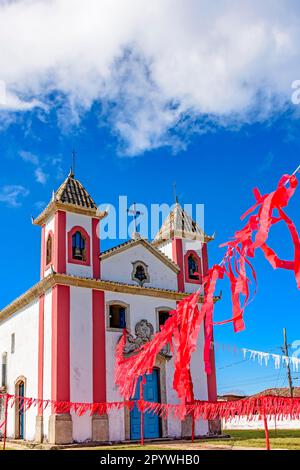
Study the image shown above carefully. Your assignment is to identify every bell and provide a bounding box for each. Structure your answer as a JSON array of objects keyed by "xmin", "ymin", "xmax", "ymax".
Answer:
[{"xmin": 74, "ymin": 246, "xmax": 81, "ymax": 257}]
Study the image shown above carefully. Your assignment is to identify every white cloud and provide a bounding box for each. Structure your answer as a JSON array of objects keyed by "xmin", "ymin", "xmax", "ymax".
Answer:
[
  {"xmin": 19, "ymin": 150, "xmax": 39, "ymax": 165},
  {"xmin": 19, "ymin": 149, "xmax": 48, "ymax": 184},
  {"xmin": 0, "ymin": 184, "xmax": 29, "ymax": 207},
  {"xmin": 0, "ymin": 0, "xmax": 300, "ymax": 154},
  {"xmin": 34, "ymin": 167, "xmax": 48, "ymax": 185}
]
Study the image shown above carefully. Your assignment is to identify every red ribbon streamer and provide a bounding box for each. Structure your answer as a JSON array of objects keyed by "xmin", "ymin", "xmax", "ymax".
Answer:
[{"xmin": 2, "ymin": 393, "xmax": 300, "ymax": 422}]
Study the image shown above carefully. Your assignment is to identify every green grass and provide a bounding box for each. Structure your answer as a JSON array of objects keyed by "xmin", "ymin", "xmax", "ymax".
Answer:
[
  {"xmin": 202, "ymin": 429, "xmax": 300, "ymax": 450},
  {"xmin": 3, "ymin": 429, "xmax": 300, "ymax": 451},
  {"xmin": 69, "ymin": 429, "xmax": 300, "ymax": 451}
]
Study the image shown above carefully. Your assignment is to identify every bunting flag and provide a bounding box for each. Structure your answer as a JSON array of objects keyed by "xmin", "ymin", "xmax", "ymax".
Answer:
[
  {"xmin": 1, "ymin": 393, "xmax": 300, "ymax": 422},
  {"xmin": 0, "ymin": 393, "xmax": 133, "ymax": 417},
  {"xmin": 241, "ymin": 348, "xmax": 300, "ymax": 371},
  {"xmin": 212, "ymin": 341, "xmax": 300, "ymax": 371}
]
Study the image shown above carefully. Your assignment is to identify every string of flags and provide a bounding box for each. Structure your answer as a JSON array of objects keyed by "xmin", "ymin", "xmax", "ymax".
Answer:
[
  {"xmin": 212, "ymin": 341, "xmax": 300, "ymax": 371},
  {"xmin": 1, "ymin": 393, "xmax": 300, "ymax": 422},
  {"xmin": 241, "ymin": 348, "xmax": 300, "ymax": 371}
]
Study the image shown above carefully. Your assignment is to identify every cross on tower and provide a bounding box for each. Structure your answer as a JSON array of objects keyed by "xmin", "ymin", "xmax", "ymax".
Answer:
[
  {"xmin": 173, "ymin": 181, "xmax": 179, "ymax": 204},
  {"xmin": 127, "ymin": 202, "xmax": 143, "ymax": 234},
  {"xmin": 71, "ymin": 149, "xmax": 76, "ymax": 176}
]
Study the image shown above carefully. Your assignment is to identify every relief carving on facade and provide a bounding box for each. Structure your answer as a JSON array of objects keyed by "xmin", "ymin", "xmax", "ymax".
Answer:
[{"xmin": 123, "ymin": 319, "xmax": 172, "ymax": 358}]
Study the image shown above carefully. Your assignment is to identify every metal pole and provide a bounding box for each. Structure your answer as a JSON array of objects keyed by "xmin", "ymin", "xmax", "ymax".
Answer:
[
  {"xmin": 283, "ymin": 328, "xmax": 294, "ymax": 397},
  {"xmin": 263, "ymin": 412, "xmax": 271, "ymax": 451}
]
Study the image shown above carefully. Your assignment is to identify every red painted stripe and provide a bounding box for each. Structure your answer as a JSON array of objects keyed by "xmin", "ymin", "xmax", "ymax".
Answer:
[
  {"xmin": 202, "ymin": 242, "xmax": 218, "ymax": 401},
  {"xmin": 172, "ymin": 238, "xmax": 184, "ymax": 292},
  {"xmin": 38, "ymin": 294, "xmax": 45, "ymax": 415},
  {"xmin": 40, "ymin": 225, "xmax": 45, "ymax": 279},
  {"xmin": 92, "ymin": 218, "xmax": 101, "ymax": 279},
  {"xmin": 202, "ymin": 243, "xmax": 209, "ymax": 275},
  {"xmin": 51, "ymin": 285, "xmax": 70, "ymax": 411},
  {"xmin": 92, "ymin": 290, "xmax": 106, "ymax": 403},
  {"xmin": 54, "ymin": 210, "xmax": 66, "ymax": 274}
]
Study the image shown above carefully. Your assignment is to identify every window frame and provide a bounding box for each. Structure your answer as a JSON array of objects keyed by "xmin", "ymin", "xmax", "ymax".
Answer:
[
  {"xmin": 131, "ymin": 260, "xmax": 150, "ymax": 286},
  {"xmin": 45, "ymin": 230, "xmax": 54, "ymax": 269},
  {"xmin": 155, "ymin": 306, "xmax": 173, "ymax": 332},
  {"xmin": 106, "ymin": 300, "xmax": 130, "ymax": 332},
  {"xmin": 67, "ymin": 226, "xmax": 91, "ymax": 266}
]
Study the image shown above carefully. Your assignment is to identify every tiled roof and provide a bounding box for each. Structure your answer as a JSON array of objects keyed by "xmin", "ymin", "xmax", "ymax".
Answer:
[
  {"xmin": 153, "ymin": 202, "xmax": 214, "ymax": 245},
  {"xmin": 55, "ymin": 171, "xmax": 97, "ymax": 209},
  {"xmin": 252, "ymin": 387, "xmax": 300, "ymax": 398}
]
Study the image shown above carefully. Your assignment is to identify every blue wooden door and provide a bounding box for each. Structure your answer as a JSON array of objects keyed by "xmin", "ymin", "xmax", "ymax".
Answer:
[
  {"xmin": 19, "ymin": 382, "xmax": 24, "ymax": 439},
  {"xmin": 130, "ymin": 370, "xmax": 160, "ymax": 440}
]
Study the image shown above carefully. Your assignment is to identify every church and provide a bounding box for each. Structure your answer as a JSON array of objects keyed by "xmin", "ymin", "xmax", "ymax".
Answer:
[{"xmin": 0, "ymin": 171, "xmax": 217, "ymax": 444}]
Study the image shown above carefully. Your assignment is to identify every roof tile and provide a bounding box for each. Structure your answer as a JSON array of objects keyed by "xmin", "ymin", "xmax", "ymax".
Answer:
[{"xmin": 55, "ymin": 172, "xmax": 97, "ymax": 209}]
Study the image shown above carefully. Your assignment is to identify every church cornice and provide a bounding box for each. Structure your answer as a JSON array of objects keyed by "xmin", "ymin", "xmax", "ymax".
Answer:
[
  {"xmin": 152, "ymin": 230, "xmax": 215, "ymax": 247},
  {"xmin": 0, "ymin": 273, "xmax": 221, "ymax": 324},
  {"xmin": 33, "ymin": 201, "xmax": 107, "ymax": 226}
]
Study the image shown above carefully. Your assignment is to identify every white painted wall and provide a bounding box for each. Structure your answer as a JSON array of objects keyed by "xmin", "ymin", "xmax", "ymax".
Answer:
[
  {"xmin": 70, "ymin": 286, "xmax": 93, "ymax": 442},
  {"xmin": 66, "ymin": 213, "xmax": 93, "ymax": 278},
  {"xmin": 101, "ymin": 244, "xmax": 178, "ymax": 291},
  {"xmin": 157, "ymin": 240, "xmax": 173, "ymax": 262},
  {"xmin": 222, "ymin": 416, "xmax": 300, "ymax": 430},
  {"xmin": 191, "ymin": 324, "xmax": 209, "ymax": 435},
  {"xmin": 165, "ymin": 358, "xmax": 181, "ymax": 437},
  {"xmin": 0, "ymin": 299, "xmax": 39, "ymax": 440},
  {"xmin": 106, "ymin": 329, "xmax": 126, "ymax": 442}
]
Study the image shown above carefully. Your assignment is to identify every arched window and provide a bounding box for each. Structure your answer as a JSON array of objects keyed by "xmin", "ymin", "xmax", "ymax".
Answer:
[
  {"xmin": 68, "ymin": 226, "xmax": 91, "ymax": 266},
  {"xmin": 15, "ymin": 377, "xmax": 26, "ymax": 439},
  {"xmin": 184, "ymin": 250, "xmax": 202, "ymax": 284},
  {"xmin": 72, "ymin": 231, "xmax": 86, "ymax": 261},
  {"xmin": 46, "ymin": 233, "xmax": 53, "ymax": 266}
]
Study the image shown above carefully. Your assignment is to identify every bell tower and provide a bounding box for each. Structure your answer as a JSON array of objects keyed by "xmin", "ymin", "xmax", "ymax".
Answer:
[
  {"xmin": 34, "ymin": 170, "xmax": 106, "ymax": 280},
  {"xmin": 33, "ymin": 171, "xmax": 107, "ymax": 444},
  {"xmin": 153, "ymin": 202, "xmax": 218, "ymax": 414},
  {"xmin": 152, "ymin": 201, "xmax": 214, "ymax": 293}
]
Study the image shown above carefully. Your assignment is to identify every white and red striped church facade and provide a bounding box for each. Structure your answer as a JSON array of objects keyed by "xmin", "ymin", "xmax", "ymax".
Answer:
[{"xmin": 0, "ymin": 172, "xmax": 217, "ymax": 444}]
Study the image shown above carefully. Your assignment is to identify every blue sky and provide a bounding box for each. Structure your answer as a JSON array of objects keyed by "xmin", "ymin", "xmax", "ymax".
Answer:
[{"xmin": 0, "ymin": 0, "xmax": 300, "ymax": 397}]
